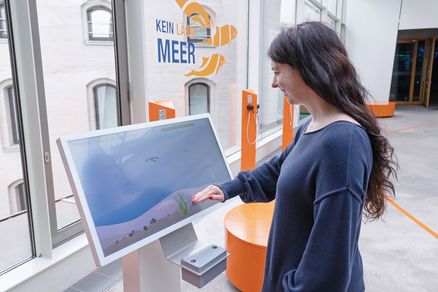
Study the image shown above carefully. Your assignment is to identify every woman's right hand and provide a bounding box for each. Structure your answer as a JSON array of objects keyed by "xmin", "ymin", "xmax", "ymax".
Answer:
[{"xmin": 192, "ymin": 185, "xmax": 225, "ymax": 203}]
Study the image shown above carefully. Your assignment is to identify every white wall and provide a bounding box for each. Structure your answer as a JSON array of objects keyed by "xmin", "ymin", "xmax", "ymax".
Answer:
[
  {"xmin": 345, "ymin": 0, "xmax": 401, "ymax": 104},
  {"xmin": 399, "ymin": 0, "xmax": 438, "ymax": 30}
]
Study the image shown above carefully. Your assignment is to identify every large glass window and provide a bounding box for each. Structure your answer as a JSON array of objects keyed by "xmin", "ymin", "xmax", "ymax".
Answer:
[
  {"xmin": 87, "ymin": 5, "xmax": 113, "ymax": 41},
  {"xmin": 35, "ymin": 0, "xmax": 119, "ymax": 239},
  {"xmin": 189, "ymin": 82, "xmax": 209, "ymax": 115},
  {"xmin": 0, "ymin": 2, "xmax": 7, "ymax": 39},
  {"xmin": 93, "ymin": 83, "xmax": 118, "ymax": 129},
  {"xmin": 261, "ymin": 0, "xmax": 344, "ymax": 127},
  {"xmin": 259, "ymin": 0, "xmax": 296, "ymax": 137},
  {"xmin": 0, "ymin": 3, "xmax": 33, "ymax": 273}
]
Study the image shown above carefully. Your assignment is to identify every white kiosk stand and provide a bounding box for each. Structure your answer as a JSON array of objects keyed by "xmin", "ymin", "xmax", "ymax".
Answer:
[
  {"xmin": 57, "ymin": 115, "xmax": 232, "ymax": 292},
  {"xmin": 122, "ymin": 223, "xmax": 228, "ymax": 292}
]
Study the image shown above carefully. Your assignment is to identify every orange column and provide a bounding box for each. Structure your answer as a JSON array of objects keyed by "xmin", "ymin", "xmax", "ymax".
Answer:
[
  {"xmin": 148, "ymin": 100, "xmax": 176, "ymax": 122},
  {"xmin": 241, "ymin": 89, "xmax": 258, "ymax": 171},
  {"xmin": 282, "ymin": 97, "xmax": 294, "ymax": 151},
  {"xmin": 224, "ymin": 201, "xmax": 275, "ymax": 291}
]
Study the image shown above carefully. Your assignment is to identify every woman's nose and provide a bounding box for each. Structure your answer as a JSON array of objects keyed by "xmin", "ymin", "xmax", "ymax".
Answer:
[{"xmin": 272, "ymin": 78, "xmax": 278, "ymax": 88}]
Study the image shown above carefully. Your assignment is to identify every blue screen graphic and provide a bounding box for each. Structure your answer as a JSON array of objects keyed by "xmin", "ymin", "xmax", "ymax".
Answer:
[{"xmin": 66, "ymin": 118, "xmax": 230, "ymax": 256}]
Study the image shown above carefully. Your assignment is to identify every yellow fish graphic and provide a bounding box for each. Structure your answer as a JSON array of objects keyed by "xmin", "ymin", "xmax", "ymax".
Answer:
[
  {"xmin": 185, "ymin": 53, "xmax": 225, "ymax": 76},
  {"xmin": 174, "ymin": 0, "xmax": 238, "ymax": 76},
  {"xmin": 175, "ymin": 0, "xmax": 211, "ymax": 28},
  {"xmin": 207, "ymin": 25, "xmax": 238, "ymax": 47}
]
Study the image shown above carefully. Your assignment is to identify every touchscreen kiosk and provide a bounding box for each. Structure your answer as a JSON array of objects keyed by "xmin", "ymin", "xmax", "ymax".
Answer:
[{"xmin": 57, "ymin": 114, "xmax": 232, "ymax": 267}]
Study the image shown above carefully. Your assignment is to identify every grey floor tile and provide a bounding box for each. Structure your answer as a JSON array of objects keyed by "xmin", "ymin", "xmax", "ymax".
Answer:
[
  {"xmin": 103, "ymin": 272, "xmax": 240, "ymax": 292},
  {"xmin": 63, "ymin": 288, "xmax": 82, "ymax": 292},
  {"xmin": 104, "ymin": 280, "xmax": 122, "ymax": 292},
  {"xmin": 72, "ymin": 272, "xmax": 118, "ymax": 292},
  {"xmin": 95, "ymin": 260, "xmax": 122, "ymax": 280}
]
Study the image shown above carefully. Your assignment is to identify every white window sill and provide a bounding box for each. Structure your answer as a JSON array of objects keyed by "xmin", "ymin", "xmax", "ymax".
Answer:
[
  {"xmin": 84, "ymin": 40, "xmax": 114, "ymax": 46},
  {"xmin": 192, "ymin": 44, "xmax": 216, "ymax": 49},
  {"xmin": 0, "ymin": 234, "xmax": 93, "ymax": 291}
]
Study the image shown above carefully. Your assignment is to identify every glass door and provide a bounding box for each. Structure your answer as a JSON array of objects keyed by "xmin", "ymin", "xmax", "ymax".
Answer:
[
  {"xmin": 390, "ymin": 41, "xmax": 417, "ymax": 103},
  {"xmin": 421, "ymin": 38, "xmax": 436, "ymax": 107},
  {"xmin": 390, "ymin": 39, "xmax": 437, "ymax": 107},
  {"xmin": 430, "ymin": 40, "xmax": 438, "ymax": 107},
  {"xmin": 412, "ymin": 41, "xmax": 425, "ymax": 102}
]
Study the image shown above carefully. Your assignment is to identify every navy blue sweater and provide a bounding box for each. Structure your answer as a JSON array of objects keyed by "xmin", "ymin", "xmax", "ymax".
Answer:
[{"xmin": 219, "ymin": 120, "xmax": 372, "ymax": 292}]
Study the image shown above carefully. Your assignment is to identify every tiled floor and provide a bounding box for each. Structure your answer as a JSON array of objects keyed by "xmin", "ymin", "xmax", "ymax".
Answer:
[{"xmin": 64, "ymin": 260, "xmax": 122, "ymax": 292}]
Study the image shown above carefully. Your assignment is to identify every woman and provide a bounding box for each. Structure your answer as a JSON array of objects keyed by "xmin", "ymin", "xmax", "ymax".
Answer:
[{"xmin": 192, "ymin": 22, "xmax": 397, "ymax": 292}]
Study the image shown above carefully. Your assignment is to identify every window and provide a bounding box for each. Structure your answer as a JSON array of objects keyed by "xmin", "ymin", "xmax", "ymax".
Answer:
[
  {"xmin": 323, "ymin": 0, "xmax": 337, "ymax": 16},
  {"xmin": 8, "ymin": 180, "xmax": 26, "ymax": 214},
  {"xmin": 304, "ymin": 1, "xmax": 322, "ymax": 22},
  {"xmin": 35, "ymin": 0, "xmax": 120, "ymax": 240},
  {"xmin": 87, "ymin": 5, "xmax": 113, "ymax": 41},
  {"xmin": 0, "ymin": 2, "xmax": 7, "ymax": 39},
  {"xmin": 4, "ymin": 85, "xmax": 20, "ymax": 146},
  {"xmin": 93, "ymin": 83, "xmax": 118, "ymax": 129},
  {"xmin": 0, "ymin": 2, "xmax": 33, "ymax": 272},
  {"xmin": 326, "ymin": 16, "xmax": 337, "ymax": 31},
  {"xmin": 187, "ymin": 13, "xmax": 212, "ymax": 44},
  {"xmin": 260, "ymin": 0, "xmax": 293, "ymax": 137},
  {"xmin": 189, "ymin": 83, "xmax": 210, "ymax": 115}
]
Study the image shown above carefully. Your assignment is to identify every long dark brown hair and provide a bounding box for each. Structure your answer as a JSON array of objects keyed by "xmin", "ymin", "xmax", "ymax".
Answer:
[{"xmin": 268, "ymin": 22, "xmax": 397, "ymax": 220}]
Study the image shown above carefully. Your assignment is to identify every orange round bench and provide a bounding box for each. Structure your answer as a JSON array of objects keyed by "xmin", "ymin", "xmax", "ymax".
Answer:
[{"xmin": 224, "ymin": 201, "xmax": 275, "ymax": 291}]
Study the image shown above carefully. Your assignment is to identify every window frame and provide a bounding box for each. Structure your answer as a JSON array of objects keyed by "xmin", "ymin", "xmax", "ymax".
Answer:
[
  {"xmin": 91, "ymin": 81, "xmax": 119, "ymax": 130},
  {"xmin": 0, "ymin": 80, "xmax": 20, "ymax": 150},
  {"xmin": 184, "ymin": 5, "xmax": 215, "ymax": 47},
  {"xmin": 81, "ymin": 0, "xmax": 114, "ymax": 45},
  {"xmin": 8, "ymin": 179, "xmax": 26, "ymax": 215},
  {"xmin": 323, "ymin": 0, "xmax": 338, "ymax": 17},
  {"xmin": 87, "ymin": 5, "xmax": 113, "ymax": 42},
  {"xmin": 4, "ymin": 84, "xmax": 20, "ymax": 146},
  {"xmin": 186, "ymin": 13, "xmax": 212, "ymax": 44},
  {"xmin": 0, "ymin": 0, "xmax": 36, "ymax": 275},
  {"xmin": 304, "ymin": 0, "xmax": 322, "ymax": 21},
  {"xmin": 0, "ymin": 1, "xmax": 7, "ymax": 39}
]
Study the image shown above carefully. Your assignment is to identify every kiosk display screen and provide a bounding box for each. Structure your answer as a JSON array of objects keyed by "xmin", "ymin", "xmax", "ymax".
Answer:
[{"xmin": 57, "ymin": 114, "xmax": 232, "ymax": 265}]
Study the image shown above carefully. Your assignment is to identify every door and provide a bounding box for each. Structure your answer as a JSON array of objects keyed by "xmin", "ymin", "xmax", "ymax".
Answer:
[
  {"xmin": 430, "ymin": 40, "xmax": 438, "ymax": 107},
  {"xmin": 421, "ymin": 38, "xmax": 436, "ymax": 107},
  {"xmin": 390, "ymin": 41, "xmax": 417, "ymax": 103},
  {"xmin": 390, "ymin": 39, "xmax": 437, "ymax": 107}
]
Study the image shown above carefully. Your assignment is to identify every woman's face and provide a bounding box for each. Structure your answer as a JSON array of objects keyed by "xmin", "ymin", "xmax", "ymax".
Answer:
[{"xmin": 271, "ymin": 61, "xmax": 306, "ymax": 105}]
